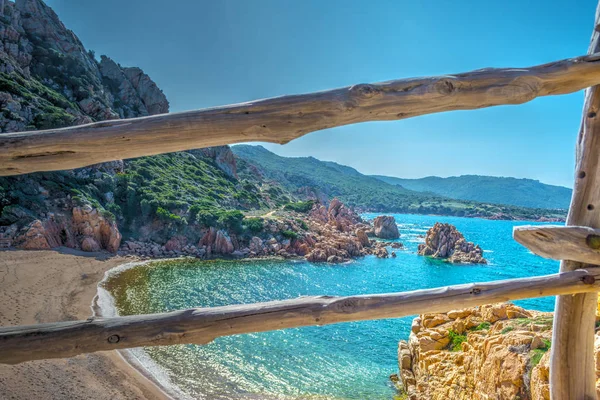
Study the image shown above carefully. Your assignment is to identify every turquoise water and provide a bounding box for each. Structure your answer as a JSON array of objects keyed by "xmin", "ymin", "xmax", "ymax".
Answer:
[{"xmin": 103, "ymin": 213, "xmax": 559, "ymax": 400}]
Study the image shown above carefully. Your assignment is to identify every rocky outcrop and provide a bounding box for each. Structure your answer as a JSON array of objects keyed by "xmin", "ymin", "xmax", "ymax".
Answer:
[
  {"xmin": 72, "ymin": 205, "xmax": 121, "ymax": 252},
  {"xmin": 372, "ymin": 215, "xmax": 400, "ymax": 239},
  {"xmin": 0, "ymin": 0, "xmax": 168, "ymax": 255},
  {"xmin": 398, "ymin": 303, "xmax": 552, "ymax": 400},
  {"xmin": 302, "ymin": 199, "xmax": 372, "ymax": 263},
  {"xmin": 116, "ymin": 199, "xmax": 373, "ymax": 263},
  {"xmin": 373, "ymin": 242, "xmax": 389, "ymax": 258},
  {"xmin": 199, "ymin": 227, "xmax": 235, "ymax": 255},
  {"xmin": 398, "ymin": 302, "xmax": 600, "ymax": 400},
  {"xmin": 356, "ymin": 228, "xmax": 370, "ymax": 247},
  {"xmin": 99, "ymin": 56, "xmax": 169, "ymax": 119},
  {"xmin": 17, "ymin": 219, "xmax": 51, "ymax": 250},
  {"xmin": 0, "ymin": 0, "xmax": 168, "ymax": 133},
  {"xmin": 417, "ymin": 222, "xmax": 486, "ymax": 264},
  {"xmin": 192, "ymin": 146, "xmax": 238, "ymax": 178},
  {"xmin": 6, "ymin": 204, "xmax": 121, "ymax": 253},
  {"xmin": 0, "ymin": 1, "xmax": 382, "ymax": 265}
]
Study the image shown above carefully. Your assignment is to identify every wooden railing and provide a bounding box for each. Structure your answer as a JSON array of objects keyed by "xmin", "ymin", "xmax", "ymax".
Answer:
[
  {"xmin": 3, "ymin": 4, "xmax": 600, "ymax": 399},
  {"xmin": 1, "ymin": 267, "xmax": 600, "ymax": 365},
  {"xmin": 2, "ymin": 53, "xmax": 600, "ymax": 176}
]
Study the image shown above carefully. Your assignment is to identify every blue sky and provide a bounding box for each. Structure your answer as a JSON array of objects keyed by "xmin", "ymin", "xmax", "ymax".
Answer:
[{"xmin": 45, "ymin": 0, "xmax": 599, "ymax": 188}]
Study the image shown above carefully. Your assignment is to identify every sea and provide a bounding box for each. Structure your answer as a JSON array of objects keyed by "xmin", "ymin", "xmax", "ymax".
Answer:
[{"xmin": 98, "ymin": 213, "xmax": 559, "ymax": 400}]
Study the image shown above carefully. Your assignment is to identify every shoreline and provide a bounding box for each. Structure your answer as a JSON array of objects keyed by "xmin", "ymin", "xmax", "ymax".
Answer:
[
  {"xmin": 0, "ymin": 249, "xmax": 171, "ymax": 400},
  {"xmin": 94, "ymin": 258, "xmax": 186, "ymax": 400},
  {"xmin": 0, "ymin": 211, "xmax": 557, "ymax": 399},
  {"xmin": 91, "ymin": 255, "xmax": 341, "ymax": 400}
]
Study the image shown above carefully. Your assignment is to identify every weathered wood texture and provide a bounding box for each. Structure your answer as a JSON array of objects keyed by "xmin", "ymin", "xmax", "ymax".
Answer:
[
  {"xmin": 513, "ymin": 225, "xmax": 600, "ymax": 264},
  {"xmin": 550, "ymin": 5, "xmax": 600, "ymax": 399},
  {"xmin": 1, "ymin": 268, "xmax": 599, "ymax": 365},
  {"xmin": 3, "ymin": 54, "xmax": 600, "ymax": 176}
]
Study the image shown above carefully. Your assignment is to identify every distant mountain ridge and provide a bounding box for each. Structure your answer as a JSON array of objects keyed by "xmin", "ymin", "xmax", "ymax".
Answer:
[
  {"xmin": 232, "ymin": 145, "xmax": 567, "ymax": 221},
  {"xmin": 372, "ymin": 175, "xmax": 571, "ymax": 210}
]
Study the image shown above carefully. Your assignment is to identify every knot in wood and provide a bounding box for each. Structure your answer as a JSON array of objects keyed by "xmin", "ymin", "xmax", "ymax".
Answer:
[
  {"xmin": 107, "ymin": 334, "xmax": 120, "ymax": 344},
  {"xmin": 586, "ymin": 234, "xmax": 600, "ymax": 250},
  {"xmin": 435, "ymin": 79, "xmax": 456, "ymax": 95},
  {"xmin": 350, "ymin": 84, "xmax": 380, "ymax": 99},
  {"xmin": 337, "ymin": 298, "xmax": 359, "ymax": 312},
  {"xmin": 471, "ymin": 288, "xmax": 481, "ymax": 295},
  {"xmin": 582, "ymin": 275, "xmax": 596, "ymax": 285}
]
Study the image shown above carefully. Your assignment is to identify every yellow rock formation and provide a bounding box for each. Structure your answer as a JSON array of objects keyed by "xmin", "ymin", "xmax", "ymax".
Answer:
[{"xmin": 398, "ymin": 301, "xmax": 600, "ymax": 399}]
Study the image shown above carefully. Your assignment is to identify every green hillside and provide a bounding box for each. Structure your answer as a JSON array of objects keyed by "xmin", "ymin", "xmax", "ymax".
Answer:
[
  {"xmin": 372, "ymin": 175, "xmax": 571, "ymax": 210},
  {"xmin": 232, "ymin": 145, "xmax": 567, "ymax": 220}
]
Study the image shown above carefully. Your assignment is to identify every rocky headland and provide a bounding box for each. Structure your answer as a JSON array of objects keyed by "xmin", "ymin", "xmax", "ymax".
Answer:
[
  {"xmin": 0, "ymin": 0, "xmax": 405, "ymax": 265},
  {"xmin": 417, "ymin": 222, "xmax": 486, "ymax": 264},
  {"xmin": 396, "ymin": 302, "xmax": 600, "ymax": 400},
  {"xmin": 118, "ymin": 199, "xmax": 383, "ymax": 263}
]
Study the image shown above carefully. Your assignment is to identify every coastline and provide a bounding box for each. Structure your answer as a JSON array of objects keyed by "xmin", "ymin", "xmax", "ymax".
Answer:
[
  {"xmin": 0, "ymin": 213, "xmax": 560, "ymax": 400},
  {"xmin": 0, "ymin": 249, "xmax": 171, "ymax": 400},
  {"xmin": 92, "ymin": 256, "xmax": 336, "ymax": 400},
  {"xmin": 94, "ymin": 258, "xmax": 191, "ymax": 400}
]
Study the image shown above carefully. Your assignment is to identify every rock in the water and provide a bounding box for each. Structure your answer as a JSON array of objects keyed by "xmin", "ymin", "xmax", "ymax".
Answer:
[
  {"xmin": 374, "ymin": 246, "xmax": 389, "ymax": 258},
  {"xmin": 372, "ymin": 215, "xmax": 400, "ymax": 239},
  {"xmin": 417, "ymin": 222, "xmax": 486, "ymax": 264}
]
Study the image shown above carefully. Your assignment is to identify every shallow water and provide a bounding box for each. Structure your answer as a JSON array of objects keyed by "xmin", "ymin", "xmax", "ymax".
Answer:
[{"xmin": 102, "ymin": 213, "xmax": 559, "ymax": 400}]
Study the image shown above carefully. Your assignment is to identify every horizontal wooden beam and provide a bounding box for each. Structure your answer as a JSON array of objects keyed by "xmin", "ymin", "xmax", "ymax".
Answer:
[
  {"xmin": 513, "ymin": 225, "xmax": 600, "ymax": 264},
  {"xmin": 3, "ymin": 54, "xmax": 600, "ymax": 175},
  {"xmin": 1, "ymin": 268, "xmax": 599, "ymax": 364}
]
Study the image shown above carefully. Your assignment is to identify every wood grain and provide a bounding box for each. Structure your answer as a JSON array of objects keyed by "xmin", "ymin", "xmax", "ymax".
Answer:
[
  {"xmin": 1, "ymin": 268, "xmax": 599, "ymax": 365},
  {"xmin": 3, "ymin": 54, "xmax": 600, "ymax": 175},
  {"xmin": 513, "ymin": 225, "xmax": 600, "ymax": 264},
  {"xmin": 550, "ymin": 4, "xmax": 600, "ymax": 398}
]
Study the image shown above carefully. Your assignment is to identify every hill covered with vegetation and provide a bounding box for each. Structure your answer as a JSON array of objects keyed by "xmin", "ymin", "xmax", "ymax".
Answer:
[
  {"xmin": 372, "ymin": 175, "xmax": 571, "ymax": 210},
  {"xmin": 0, "ymin": 0, "xmax": 567, "ymax": 257},
  {"xmin": 0, "ymin": 0, "xmax": 298, "ymax": 251},
  {"xmin": 232, "ymin": 145, "xmax": 567, "ymax": 221}
]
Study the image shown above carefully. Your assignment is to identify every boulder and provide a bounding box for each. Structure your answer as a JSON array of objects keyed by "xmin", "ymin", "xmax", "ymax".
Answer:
[
  {"xmin": 199, "ymin": 227, "xmax": 234, "ymax": 254},
  {"xmin": 214, "ymin": 230, "xmax": 234, "ymax": 254},
  {"xmin": 249, "ymin": 236, "xmax": 264, "ymax": 254},
  {"xmin": 165, "ymin": 236, "xmax": 187, "ymax": 252},
  {"xmin": 356, "ymin": 228, "xmax": 370, "ymax": 247},
  {"xmin": 417, "ymin": 222, "xmax": 486, "ymax": 264},
  {"xmin": 374, "ymin": 246, "xmax": 389, "ymax": 258},
  {"xmin": 81, "ymin": 237, "xmax": 101, "ymax": 252},
  {"xmin": 372, "ymin": 216, "xmax": 400, "ymax": 239},
  {"xmin": 72, "ymin": 206, "xmax": 121, "ymax": 253},
  {"xmin": 17, "ymin": 220, "xmax": 50, "ymax": 250}
]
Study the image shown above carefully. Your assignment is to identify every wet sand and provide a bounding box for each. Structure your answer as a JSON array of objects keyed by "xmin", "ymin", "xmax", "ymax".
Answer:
[{"xmin": 0, "ymin": 249, "xmax": 170, "ymax": 400}]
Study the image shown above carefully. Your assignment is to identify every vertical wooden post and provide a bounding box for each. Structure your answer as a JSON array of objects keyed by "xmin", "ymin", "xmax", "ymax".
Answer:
[{"xmin": 550, "ymin": 3, "xmax": 600, "ymax": 398}]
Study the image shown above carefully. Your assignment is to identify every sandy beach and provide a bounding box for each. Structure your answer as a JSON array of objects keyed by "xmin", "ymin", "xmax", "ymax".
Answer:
[{"xmin": 0, "ymin": 249, "xmax": 170, "ymax": 400}]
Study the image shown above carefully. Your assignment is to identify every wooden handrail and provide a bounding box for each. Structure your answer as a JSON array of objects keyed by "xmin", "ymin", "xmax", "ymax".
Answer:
[
  {"xmin": 513, "ymin": 225, "xmax": 600, "ymax": 264},
  {"xmin": 1, "ymin": 268, "xmax": 599, "ymax": 365},
  {"xmin": 4, "ymin": 54, "xmax": 600, "ymax": 175}
]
